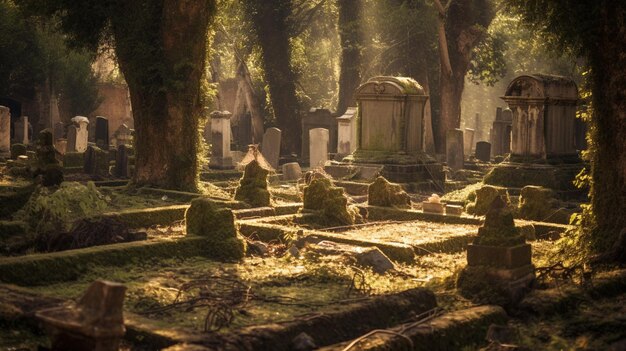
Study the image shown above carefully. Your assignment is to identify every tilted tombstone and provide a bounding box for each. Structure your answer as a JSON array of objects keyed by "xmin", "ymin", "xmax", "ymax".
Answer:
[
  {"xmin": 209, "ymin": 111, "xmax": 234, "ymax": 169},
  {"xmin": 0, "ymin": 106, "xmax": 10, "ymax": 157},
  {"xmin": 260, "ymin": 127, "xmax": 281, "ymax": 170},
  {"xmin": 95, "ymin": 116, "xmax": 110, "ymax": 150},
  {"xmin": 71, "ymin": 116, "xmax": 90, "ymax": 153},
  {"xmin": 446, "ymin": 129, "xmax": 464, "ymax": 171},
  {"xmin": 282, "ymin": 162, "xmax": 302, "ymax": 181},
  {"xmin": 53, "ymin": 122, "xmax": 65, "ymax": 140},
  {"xmin": 502, "ymin": 74, "xmax": 578, "ymax": 160},
  {"xmin": 302, "ymin": 108, "xmax": 336, "ymax": 164},
  {"xmin": 475, "ymin": 141, "xmax": 492, "ymax": 162},
  {"xmin": 66, "ymin": 125, "xmax": 78, "ymax": 152},
  {"xmin": 115, "ymin": 144, "xmax": 129, "ymax": 178},
  {"xmin": 464, "ymin": 128, "xmax": 475, "ymax": 156},
  {"xmin": 309, "ymin": 128, "xmax": 329, "ymax": 168},
  {"xmin": 336, "ymin": 107, "xmax": 358, "ymax": 157}
]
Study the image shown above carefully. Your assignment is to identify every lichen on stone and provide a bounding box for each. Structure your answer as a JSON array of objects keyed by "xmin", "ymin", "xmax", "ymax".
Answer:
[
  {"xmin": 185, "ymin": 197, "xmax": 246, "ymax": 260},
  {"xmin": 465, "ymin": 185, "xmax": 510, "ymax": 216},
  {"xmin": 518, "ymin": 185, "xmax": 558, "ymax": 221},
  {"xmin": 302, "ymin": 177, "xmax": 361, "ymax": 226},
  {"xmin": 474, "ymin": 195, "xmax": 524, "ymax": 247},
  {"xmin": 234, "ymin": 145, "xmax": 272, "ymax": 207},
  {"xmin": 367, "ymin": 176, "xmax": 411, "ymax": 209}
]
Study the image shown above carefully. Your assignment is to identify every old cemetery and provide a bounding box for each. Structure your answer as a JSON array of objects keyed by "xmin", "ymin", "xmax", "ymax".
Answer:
[{"xmin": 1, "ymin": 70, "xmax": 623, "ymax": 351}]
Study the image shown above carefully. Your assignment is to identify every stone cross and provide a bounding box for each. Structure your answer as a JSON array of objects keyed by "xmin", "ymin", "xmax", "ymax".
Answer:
[
  {"xmin": 260, "ymin": 127, "xmax": 281, "ymax": 170},
  {"xmin": 309, "ymin": 128, "xmax": 329, "ymax": 168},
  {"xmin": 71, "ymin": 116, "xmax": 90, "ymax": 153},
  {"xmin": 95, "ymin": 116, "xmax": 110, "ymax": 150},
  {"xmin": 209, "ymin": 111, "xmax": 233, "ymax": 169},
  {"xmin": 0, "ymin": 105, "xmax": 10, "ymax": 157},
  {"xmin": 446, "ymin": 129, "xmax": 464, "ymax": 171}
]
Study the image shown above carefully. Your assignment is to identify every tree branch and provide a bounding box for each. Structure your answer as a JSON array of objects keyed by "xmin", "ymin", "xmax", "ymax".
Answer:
[{"xmin": 433, "ymin": 0, "xmax": 453, "ymax": 77}]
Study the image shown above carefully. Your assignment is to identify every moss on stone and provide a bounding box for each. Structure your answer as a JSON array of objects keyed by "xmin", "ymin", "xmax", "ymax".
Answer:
[
  {"xmin": 473, "ymin": 195, "xmax": 524, "ymax": 247},
  {"xmin": 185, "ymin": 198, "xmax": 246, "ymax": 260},
  {"xmin": 465, "ymin": 185, "xmax": 510, "ymax": 216},
  {"xmin": 303, "ymin": 178, "xmax": 360, "ymax": 226},
  {"xmin": 518, "ymin": 186, "xmax": 559, "ymax": 221},
  {"xmin": 100, "ymin": 205, "xmax": 188, "ymax": 229},
  {"xmin": 484, "ymin": 163, "xmax": 581, "ymax": 191},
  {"xmin": 367, "ymin": 176, "xmax": 411, "ymax": 209},
  {"xmin": 234, "ymin": 160, "xmax": 271, "ymax": 207}
]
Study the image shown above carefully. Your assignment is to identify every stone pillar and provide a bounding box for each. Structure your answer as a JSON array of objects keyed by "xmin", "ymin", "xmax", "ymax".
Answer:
[
  {"xmin": 260, "ymin": 127, "xmax": 281, "ymax": 170},
  {"xmin": 463, "ymin": 128, "xmax": 475, "ymax": 156},
  {"xmin": 446, "ymin": 129, "xmax": 464, "ymax": 171},
  {"xmin": 209, "ymin": 111, "xmax": 233, "ymax": 169},
  {"xmin": 0, "ymin": 106, "xmax": 10, "ymax": 157},
  {"xmin": 309, "ymin": 128, "xmax": 329, "ymax": 168},
  {"xmin": 336, "ymin": 107, "xmax": 357, "ymax": 157},
  {"xmin": 71, "ymin": 116, "xmax": 90, "ymax": 153}
]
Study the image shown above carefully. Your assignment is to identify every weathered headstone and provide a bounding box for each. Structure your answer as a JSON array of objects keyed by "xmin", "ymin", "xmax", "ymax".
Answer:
[
  {"xmin": 14, "ymin": 116, "xmax": 29, "ymax": 144},
  {"xmin": 336, "ymin": 107, "xmax": 357, "ymax": 157},
  {"xmin": 54, "ymin": 138, "xmax": 68, "ymax": 155},
  {"xmin": 282, "ymin": 162, "xmax": 302, "ymax": 181},
  {"xmin": 491, "ymin": 107, "xmax": 512, "ymax": 156},
  {"xmin": 446, "ymin": 128, "xmax": 464, "ymax": 171},
  {"xmin": 309, "ymin": 128, "xmax": 329, "ymax": 168},
  {"xmin": 0, "ymin": 105, "xmax": 10, "ymax": 157},
  {"xmin": 302, "ymin": 108, "xmax": 336, "ymax": 164},
  {"xmin": 464, "ymin": 128, "xmax": 475, "ymax": 156},
  {"xmin": 36, "ymin": 280, "xmax": 127, "ymax": 351},
  {"xmin": 95, "ymin": 116, "xmax": 110, "ymax": 150},
  {"xmin": 115, "ymin": 144, "xmax": 129, "ymax": 178},
  {"xmin": 66, "ymin": 125, "xmax": 78, "ymax": 152},
  {"xmin": 84, "ymin": 145, "xmax": 109, "ymax": 177},
  {"xmin": 71, "ymin": 116, "xmax": 90, "ymax": 153},
  {"xmin": 475, "ymin": 141, "xmax": 491, "ymax": 162},
  {"xmin": 260, "ymin": 127, "xmax": 281, "ymax": 170},
  {"xmin": 209, "ymin": 111, "xmax": 233, "ymax": 169},
  {"xmin": 53, "ymin": 122, "xmax": 65, "ymax": 140}
]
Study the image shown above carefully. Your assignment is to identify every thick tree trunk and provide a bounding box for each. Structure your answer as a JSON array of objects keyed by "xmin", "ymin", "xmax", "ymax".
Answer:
[
  {"xmin": 111, "ymin": 0, "xmax": 213, "ymax": 191},
  {"xmin": 433, "ymin": 0, "xmax": 494, "ymax": 153},
  {"xmin": 247, "ymin": 0, "xmax": 301, "ymax": 155},
  {"xmin": 336, "ymin": 0, "xmax": 362, "ymax": 116},
  {"xmin": 588, "ymin": 4, "xmax": 626, "ymax": 254}
]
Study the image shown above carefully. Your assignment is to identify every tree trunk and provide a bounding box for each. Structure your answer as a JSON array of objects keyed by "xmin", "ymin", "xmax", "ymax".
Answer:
[
  {"xmin": 110, "ymin": 0, "xmax": 213, "ymax": 191},
  {"xmin": 336, "ymin": 0, "xmax": 362, "ymax": 116},
  {"xmin": 246, "ymin": 0, "xmax": 301, "ymax": 155},
  {"xmin": 433, "ymin": 0, "xmax": 494, "ymax": 153},
  {"xmin": 588, "ymin": 4, "xmax": 626, "ymax": 254}
]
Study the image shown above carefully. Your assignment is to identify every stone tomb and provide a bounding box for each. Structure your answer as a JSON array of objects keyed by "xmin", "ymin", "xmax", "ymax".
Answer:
[
  {"xmin": 209, "ymin": 111, "xmax": 234, "ymax": 170},
  {"xmin": 335, "ymin": 76, "xmax": 443, "ymax": 185},
  {"xmin": 0, "ymin": 105, "xmax": 10, "ymax": 157},
  {"xmin": 336, "ymin": 107, "xmax": 357, "ymax": 158},
  {"xmin": 301, "ymin": 108, "xmax": 336, "ymax": 165},
  {"xmin": 490, "ymin": 107, "xmax": 512, "ymax": 156},
  {"xmin": 260, "ymin": 127, "xmax": 281, "ymax": 170}
]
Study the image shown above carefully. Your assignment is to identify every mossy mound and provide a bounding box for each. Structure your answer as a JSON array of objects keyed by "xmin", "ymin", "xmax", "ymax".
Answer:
[
  {"xmin": 367, "ymin": 176, "xmax": 411, "ymax": 209},
  {"xmin": 465, "ymin": 185, "xmax": 509, "ymax": 216},
  {"xmin": 10, "ymin": 144, "xmax": 27, "ymax": 160},
  {"xmin": 303, "ymin": 178, "xmax": 360, "ymax": 226},
  {"xmin": 185, "ymin": 197, "xmax": 246, "ymax": 260},
  {"xmin": 484, "ymin": 163, "xmax": 581, "ymax": 191},
  {"xmin": 518, "ymin": 186, "xmax": 559, "ymax": 221},
  {"xmin": 234, "ymin": 160, "xmax": 271, "ymax": 207}
]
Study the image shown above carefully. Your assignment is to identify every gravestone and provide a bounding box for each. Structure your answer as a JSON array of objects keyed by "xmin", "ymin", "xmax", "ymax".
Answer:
[
  {"xmin": 209, "ymin": 111, "xmax": 233, "ymax": 169},
  {"xmin": 260, "ymin": 127, "xmax": 281, "ymax": 170},
  {"xmin": 302, "ymin": 108, "xmax": 336, "ymax": 164},
  {"xmin": 336, "ymin": 107, "xmax": 357, "ymax": 158},
  {"xmin": 66, "ymin": 125, "xmax": 78, "ymax": 152},
  {"xmin": 84, "ymin": 145, "xmax": 109, "ymax": 177},
  {"xmin": 0, "ymin": 105, "xmax": 9, "ymax": 157},
  {"xmin": 53, "ymin": 122, "xmax": 65, "ymax": 140},
  {"xmin": 475, "ymin": 141, "xmax": 491, "ymax": 162},
  {"xmin": 14, "ymin": 116, "xmax": 29, "ymax": 144},
  {"xmin": 446, "ymin": 129, "xmax": 464, "ymax": 171},
  {"xmin": 95, "ymin": 116, "xmax": 110, "ymax": 150},
  {"xmin": 282, "ymin": 162, "xmax": 302, "ymax": 181},
  {"xmin": 113, "ymin": 124, "xmax": 132, "ymax": 147},
  {"xmin": 309, "ymin": 128, "xmax": 329, "ymax": 168},
  {"xmin": 71, "ymin": 116, "xmax": 90, "ymax": 153},
  {"xmin": 115, "ymin": 145, "xmax": 129, "ymax": 178},
  {"xmin": 502, "ymin": 74, "xmax": 578, "ymax": 160},
  {"xmin": 491, "ymin": 107, "xmax": 512, "ymax": 156},
  {"xmin": 464, "ymin": 128, "xmax": 475, "ymax": 156}
]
